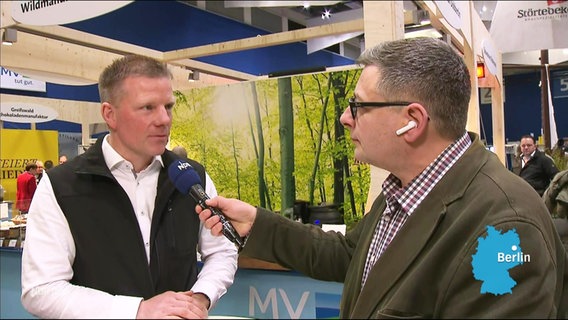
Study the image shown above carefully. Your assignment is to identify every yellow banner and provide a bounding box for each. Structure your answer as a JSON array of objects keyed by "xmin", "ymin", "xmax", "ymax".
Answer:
[{"xmin": 0, "ymin": 129, "xmax": 58, "ymax": 202}]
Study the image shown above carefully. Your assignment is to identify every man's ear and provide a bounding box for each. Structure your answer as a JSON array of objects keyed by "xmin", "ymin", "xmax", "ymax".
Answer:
[
  {"xmin": 399, "ymin": 103, "xmax": 428, "ymax": 142},
  {"xmin": 101, "ymin": 102, "xmax": 116, "ymax": 130}
]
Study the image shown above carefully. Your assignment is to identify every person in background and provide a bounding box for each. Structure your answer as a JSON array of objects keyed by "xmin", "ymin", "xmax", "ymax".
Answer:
[
  {"xmin": 513, "ymin": 134, "xmax": 559, "ymax": 196},
  {"xmin": 172, "ymin": 145, "xmax": 188, "ymax": 159},
  {"xmin": 44, "ymin": 160, "xmax": 54, "ymax": 171},
  {"xmin": 543, "ymin": 167, "xmax": 568, "ymax": 220},
  {"xmin": 35, "ymin": 160, "xmax": 45, "ymax": 184},
  {"xmin": 22, "ymin": 55, "xmax": 238, "ymax": 319},
  {"xmin": 551, "ymin": 138, "xmax": 568, "ymax": 169},
  {"xmin": 557, "ymin": 138, "xmax": 567, "ymax": 153},
  {"xmin": 16, "ymin": 162, "xmax": 38, "ymax": 214},
  {"xmin": 196, "ymin": 37, "xmax": 567, "ymax": 318},
  {"xmin": 58, "ymin": 154, "xmax": 68, "ymax": 165},
  {"xmin": 542, "ymin": 169, "xmax": 568, "ymax": 252}
]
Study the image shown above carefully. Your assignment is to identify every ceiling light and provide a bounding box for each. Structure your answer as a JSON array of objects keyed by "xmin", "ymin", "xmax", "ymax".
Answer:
[{"xmin": 2, "ymin": 28, "xmax": 17, "ymax": 46}]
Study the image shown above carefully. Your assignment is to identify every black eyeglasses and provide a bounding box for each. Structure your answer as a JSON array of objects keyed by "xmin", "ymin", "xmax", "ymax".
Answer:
[{"xmin": 348, "ymin": 97, "xmax": 410, "ymax": 119}]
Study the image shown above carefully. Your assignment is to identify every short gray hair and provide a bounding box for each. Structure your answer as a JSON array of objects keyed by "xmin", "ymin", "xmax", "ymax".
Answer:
[{"xmin": 357, "ymin": 37, "xmax": 471, "ymax": 139}]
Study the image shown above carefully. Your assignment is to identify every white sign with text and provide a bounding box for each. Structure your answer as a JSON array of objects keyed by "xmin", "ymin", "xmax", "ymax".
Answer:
[
  {"xmin": 11, "ymin": 1, "xmax": 133, "ymax": 26},
  {"xmin": 0, "ymin": 102, "xmax": 58, "ymax": 123},
  {"xmin": 0, "ymin": 67, "xmax": 46, "ymax": 92},
  {"xmin": 434, "ymin": 0, "xmax": 464, "ymax": 31}
]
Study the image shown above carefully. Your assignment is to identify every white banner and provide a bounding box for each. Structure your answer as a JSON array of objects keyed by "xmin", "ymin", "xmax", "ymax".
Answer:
[
  {"xmin": 434, "ymin": 0, "xmax": 465, "ymax": 31},
  {"xmin": 11, "ymin": 1, "xmax": 133, "ymax": 26},
  {"xmin": 0, "ymin": 103, "xmax": 58, "ymax": 123},
  {"xmin": 490, "ymin": 1, "xmax": 568, "ymax": 53},
  {"xmin": 546, "ymin": 65, "xmax": 559, "ymax": 148},
  {"xmin": 481, "ymin": 38, "xmax": 498, "ymax": 76},
  {"xmin": 0, "ymin": 67, "xmax": 46, "ymax": 92}
]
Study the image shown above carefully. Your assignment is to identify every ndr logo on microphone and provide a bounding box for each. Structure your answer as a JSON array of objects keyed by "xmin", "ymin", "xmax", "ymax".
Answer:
[{"xmin": 176, "ymin": 161, "xmax": 192, "ymax": 170}]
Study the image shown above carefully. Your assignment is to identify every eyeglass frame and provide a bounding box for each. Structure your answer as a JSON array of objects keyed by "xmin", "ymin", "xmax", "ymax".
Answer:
[{"xmin": 347, "ymin": 97, "xmax": 411, "ymax": 119}]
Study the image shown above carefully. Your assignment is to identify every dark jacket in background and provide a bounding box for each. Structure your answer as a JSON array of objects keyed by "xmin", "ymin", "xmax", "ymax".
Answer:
[
  {"xmin": 513, "ymin": 149, "xmax": 559, "ymax": 196},
  {"xmin": 544, "ymin": 169, "xmax": 568, "ymax": 219},
  {"xmin": 543, "ymin": 169, "xmax": 568, "ymax": 252},
  {"xmin": 47, "ymin": 137, "xmax": 206, "ymax": 299}
]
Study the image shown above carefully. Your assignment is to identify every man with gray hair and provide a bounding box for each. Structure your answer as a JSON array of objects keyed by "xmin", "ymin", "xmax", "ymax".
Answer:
[{"xmin": 197, "ymin": 37, "xmax": 567, "ymax": 318}]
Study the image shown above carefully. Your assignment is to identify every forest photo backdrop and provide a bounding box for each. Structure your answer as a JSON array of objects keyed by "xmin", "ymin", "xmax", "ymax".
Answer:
[{"xmin": 170, "ymin": 69, "xmax": 369, "ymax": 227}]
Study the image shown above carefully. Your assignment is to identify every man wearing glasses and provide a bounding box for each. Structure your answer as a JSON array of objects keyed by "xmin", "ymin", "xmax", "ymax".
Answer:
[{"xmin": 196, "ymin": 37, "xmax": 567, "ymax": 318}]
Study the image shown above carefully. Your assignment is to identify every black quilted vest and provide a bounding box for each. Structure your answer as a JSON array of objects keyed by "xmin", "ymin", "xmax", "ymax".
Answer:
[{"xmin": 47, "ymin": 137, "xmax": 205, "ymax": 299}]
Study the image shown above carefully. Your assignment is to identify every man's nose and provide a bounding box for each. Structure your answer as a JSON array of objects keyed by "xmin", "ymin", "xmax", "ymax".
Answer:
[{"xmin": 156, "ymin": 106, "xmax": 172, "ymax": 123}]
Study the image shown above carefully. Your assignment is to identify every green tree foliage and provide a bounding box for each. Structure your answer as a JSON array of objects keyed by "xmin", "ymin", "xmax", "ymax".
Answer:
[{"xmin": 172, "ymin": 70, "xmax": 370, "ymax": 228}]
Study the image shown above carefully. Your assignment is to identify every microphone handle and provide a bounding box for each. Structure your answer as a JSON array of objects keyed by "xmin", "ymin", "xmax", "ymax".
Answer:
[
  {"xmin": 209, "ymin": 206, "xmax": 245, "ymax": 248},
  {"xmin": 189, "ymin": 185, "xmax": 244, "ymax": 249}
]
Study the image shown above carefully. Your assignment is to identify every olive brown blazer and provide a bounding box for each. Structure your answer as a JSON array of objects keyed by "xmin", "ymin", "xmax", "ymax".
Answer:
[{"xmin": 241, "ymin": 133, "xmax": 567, "ymax": 318}]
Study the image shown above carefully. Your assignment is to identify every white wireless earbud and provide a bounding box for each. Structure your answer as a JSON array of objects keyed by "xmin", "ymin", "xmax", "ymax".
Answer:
[{"xmin": 395, "ymin": 120, "xmax": 417, "ymax": 136}]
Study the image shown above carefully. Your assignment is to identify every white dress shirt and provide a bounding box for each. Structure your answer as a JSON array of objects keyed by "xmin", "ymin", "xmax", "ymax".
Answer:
[
  {"xmin": 21, "ymin": 136, "xmax": 238, "ymax": 319},
  {"xmin": 521, "ymin": 150, "xmax": 536, "ymax": 168}
]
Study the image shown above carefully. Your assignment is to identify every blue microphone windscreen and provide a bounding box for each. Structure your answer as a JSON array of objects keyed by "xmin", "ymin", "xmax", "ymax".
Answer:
[{"xmin": 167, "ymin": 160, "xmax": 202, "ymax": 194}]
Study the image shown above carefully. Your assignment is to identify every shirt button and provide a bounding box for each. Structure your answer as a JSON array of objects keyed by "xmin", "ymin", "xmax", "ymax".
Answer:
[
  {"xmin": 141, "ymin": 211, "xmax": 145, "ymax": 216},
  {"xmin": 383, "ymin": 215, "xmax": 391, "ymax": 222},
  {"xmin": 145, "ymin": 242, "xmax": 149, "ymax": 247}
]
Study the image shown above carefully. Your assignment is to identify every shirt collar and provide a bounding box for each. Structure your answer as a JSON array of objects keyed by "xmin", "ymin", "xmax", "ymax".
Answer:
[
  {"xmin": 382, "ymin": 132, "xmax": 471, "ymax": 216},
  {"xmin": 101, "ymin": 134, "xmax": 164, "ymax": 172}
]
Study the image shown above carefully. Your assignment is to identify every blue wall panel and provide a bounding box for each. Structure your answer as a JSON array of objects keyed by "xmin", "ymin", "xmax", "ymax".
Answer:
[
  {"xmin": 63, "ymin": 1, "xmax": 354, "ymax": 76},
  {"xmin": 0, "ymin": 83, "xmax": 99, "ymax": 102},
  {"xmin": 480, "ymin": 69, "xmax": 568, "ymax": 146}
]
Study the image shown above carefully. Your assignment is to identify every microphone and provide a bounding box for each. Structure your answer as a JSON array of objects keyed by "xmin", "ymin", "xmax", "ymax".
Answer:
[{"xmin": 168, "ymin": 160, "xmax": 244, "ymax": 249}]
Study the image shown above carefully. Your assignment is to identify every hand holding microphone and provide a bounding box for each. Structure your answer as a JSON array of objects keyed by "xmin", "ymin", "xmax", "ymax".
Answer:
[
  {"xmin": 195, "ymin": 196, "xmax": 257, "ymax": 238},
  {"xmin": 168, "ymin": 160, "xmax": 244, "ymax": 249}
]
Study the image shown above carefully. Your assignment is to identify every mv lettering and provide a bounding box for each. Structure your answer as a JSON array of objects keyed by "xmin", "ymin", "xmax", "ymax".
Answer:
[
  {"xmin": 1, "ymin": 67, "xmax": 18, "ymax": 76},
  {"xmin": 249, "ymin": 287, "xmax": 309, "ymax": 319},
  {"xmin": 1, "ymin": 67, "xmax": 34, "ymax": 85}
]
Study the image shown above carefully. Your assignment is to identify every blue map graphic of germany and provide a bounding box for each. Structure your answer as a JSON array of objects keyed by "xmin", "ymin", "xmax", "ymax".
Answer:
[{"xmin": 471, "ymin": 225, "xmax": 528, "ymax": 295}]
